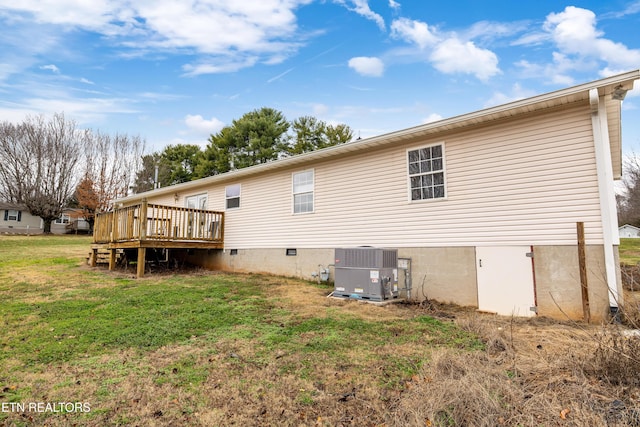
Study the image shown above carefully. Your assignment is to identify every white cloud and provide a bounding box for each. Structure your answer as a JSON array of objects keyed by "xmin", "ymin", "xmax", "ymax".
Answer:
[
  {"xmin": 0, "ymin": 0, "xmax": 312, "ymax": 76},
  {"xmin": 40, "ymin": 64, "xmax": 60, "ymax": 73},
  {"xmin": 311, "ymin": 103, "xmax": 329, "ymax": 116},
  {"xmin": 132, "ymin": 1, "xmax": 305, "ymax": 54},
  {"xmin": 184, "ymin": 114, "xmax": 224, "ymax": 136},
  {"xmin": 334, "ymin": 0, "xmax": 385, "ymax": 30},
  {"xmin": 544, "ymin": 6, "xmax": 601, "ymax": 54},
  {"xmin": 348, "ymin": 56, "xmax": 385, "ymax": 77},
  {"xmin": 515, "ymin": 57, "xmax": 575, "ymax": 86},
  {"xmin": 390, "ymin": 18, "xmax": 438, "ymax": 49},
  {"xmin": 430, "ymin": 38, "xmax": 500, "ymax": 81},
  {"xmin": 422, "ymin": 113, "xmax": 442, "ymax": 124},
  {"xmin": 524, "ymin": 6, "xmax": 640, "ymax": 77},
  {"xmin": 464, "ymin": 20, "xmax": 526, "ymax": 43},
  {"xmin": 390, "ymin": 17, "xmax": 500, "ymax": 81},
  {"xmin": 484, "ymin": 83, "xmax": 537, "ymax": 108},
  {"xmin": 389, "ymin": 0, "xmax": 400, "ymax": 10},
  {"xmin": 13, "ymin": 96, "xmax": 139, "ymax": 125},
  {"xmin": 182, "ymin": 56, "xmax": 259, "ymax": 76}
]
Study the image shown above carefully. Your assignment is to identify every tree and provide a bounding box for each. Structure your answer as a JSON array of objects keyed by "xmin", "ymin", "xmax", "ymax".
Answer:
[
  {"xmin": 162, "ymin": 144, "xmax": 203, "ymax": 184},
  {"xmin": 82, "ymin": 131, "xmax": 145, "ymax": 212},
  {"xmin": 195, "ymin": 109, "xmax": 353, "ymax": 178},
  {"xmin": 196, "ymin": 126, "xmax": 237, "ymax": 177},
  {"xmin": 133, "ymin": 144, "xmax": 203, "ymax": 193},
  {"xmin": 133, "ymin": 153, "xmax": 166, "ymax": 194},
  {"xmin": 288, "ymin": 116, "xmax": 353, "ymax": 155},
  {"xmin": 0, "ymin": 113, "xmax": 87, "ymax": 233},
  {"xmin": 199, "ymin": 107, "xmax": 290, "ymax": 175},
  {"xmin": 74, "ymin": 176, "xmax": 99, "ymax": 231},
  {"xmin": 617, "ymin": 153, "xmax": 640, "ymax": 226}
]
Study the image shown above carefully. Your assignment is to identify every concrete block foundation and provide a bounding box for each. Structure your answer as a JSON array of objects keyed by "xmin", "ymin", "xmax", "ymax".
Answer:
[{"xmin": 177, "ymin": 244, "xmax": 619, "ymax": 322}]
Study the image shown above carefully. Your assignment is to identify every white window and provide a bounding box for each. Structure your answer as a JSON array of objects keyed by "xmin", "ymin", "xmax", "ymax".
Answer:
[
  {"xmin": 185, "ymin": 194, "xmax": 208, "ymax": 238},
  {"xmin": 55, "ymin": 213, "xmax": 71, "ymax": 224},
  {"xmin": 185, "ymin": 193, "xmax": 208, "ymax": 210},
  {"xmin": 408, "ymin": 144, "xmax": 446, "ymax": 201},
  {"xmin": 5, "ymin": 209, "xmax": 20, "ymax": 221},
  {"xmin": 293, "ymin": 170, "xmax": 314, "ymax": 214},
  {"xmin": 225, "ymin": 184, "xmax": 241, "ymax": 209}
]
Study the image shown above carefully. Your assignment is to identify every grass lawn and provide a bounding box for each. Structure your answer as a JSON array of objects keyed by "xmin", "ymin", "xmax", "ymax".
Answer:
[
  {"xmin": 1, "ymin": 235, "xmax": 639, "ymax": 426},
  {"xmin": 619, "ymin": 237, "xmax": 640, "ymax": 265},
  {"xmin": 0, "ymin": 235, "xmax": 483, "ymax": 426}
]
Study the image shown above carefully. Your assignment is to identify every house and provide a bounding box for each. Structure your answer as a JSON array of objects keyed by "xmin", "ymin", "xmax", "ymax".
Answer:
[
  {"xmin": 1, "ymin": 204, "xmax": 90, "ymax": 235},
  {"xmin": 0, "ymin": 203, "xmax": 43, "ymax": 234},
  {"xmin": 51, "ymin": 208, "xmax": 91, "ymax": 234},
  {"xmin": 97, "ymin": 70, "xmax": 640, "ymax": 322},
  {"xmin": 619, "ymin": 224, "xmax": 640, "ymax": 238}
]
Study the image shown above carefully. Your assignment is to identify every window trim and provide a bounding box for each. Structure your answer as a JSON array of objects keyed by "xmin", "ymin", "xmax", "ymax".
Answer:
[
  {"xmin": 225, "ymin": 184, "xmax": 241, "ymax": 210},
  {"xmin": 407, "ymin": 143, "xmax": 447, "ymax": 202},
  {"xmin": 292, "ymin": 169, "xmax": 315, "ymax": 214}
]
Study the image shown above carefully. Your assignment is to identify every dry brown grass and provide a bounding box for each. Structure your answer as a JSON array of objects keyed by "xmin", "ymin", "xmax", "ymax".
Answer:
[{"xmin": 390, "ymin": 306, "xmax": 640, "ymax": 427}]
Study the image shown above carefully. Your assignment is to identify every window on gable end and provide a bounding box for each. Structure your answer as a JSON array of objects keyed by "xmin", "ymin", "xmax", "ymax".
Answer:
[{"xmin": 407, "ymin": 144, "xmax": 446, "ymax": 201}]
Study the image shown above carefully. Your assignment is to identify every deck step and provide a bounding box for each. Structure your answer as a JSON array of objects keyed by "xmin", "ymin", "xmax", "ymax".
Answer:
[{"xmin": 87, "ymin": 248, "xmax": 124, "ymax": 266}]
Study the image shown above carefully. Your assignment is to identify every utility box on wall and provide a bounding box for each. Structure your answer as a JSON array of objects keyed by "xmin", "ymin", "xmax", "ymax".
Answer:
[{"xmin": 334, "ymin": 248, "xmax": 398, "ymax": 301}]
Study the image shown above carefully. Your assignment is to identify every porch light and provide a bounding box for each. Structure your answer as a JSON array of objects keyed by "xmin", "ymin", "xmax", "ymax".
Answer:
[
  {"xmin": 612, "ymin": 85, "xmax": 629, "ymax": 101},
  {"xmin": 174, "ymin": 193, "xmax": 179, "ymax": 203}
]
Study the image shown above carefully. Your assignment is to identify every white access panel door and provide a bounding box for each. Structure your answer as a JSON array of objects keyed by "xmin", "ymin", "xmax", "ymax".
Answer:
[{"xmin": 476, "ymin": 246, "xmax": 536, "ymax": 317}]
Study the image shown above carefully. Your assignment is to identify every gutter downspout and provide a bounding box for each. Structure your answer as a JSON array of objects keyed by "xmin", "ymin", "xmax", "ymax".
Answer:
[{"xmin": 589, "ymin": 88, "xmax": 622, "ymax": 310}]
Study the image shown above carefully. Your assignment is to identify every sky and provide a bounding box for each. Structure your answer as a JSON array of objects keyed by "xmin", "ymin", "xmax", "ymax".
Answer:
[{"xmin": 0, "ymin": 1, "xmax": 639, "ymax": 153}]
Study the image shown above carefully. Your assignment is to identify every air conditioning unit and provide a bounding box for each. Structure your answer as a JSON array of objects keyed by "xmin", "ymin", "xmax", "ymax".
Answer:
[{"xmin": 334, "ymin": 248, "xmax": 398, "ymax": 301}]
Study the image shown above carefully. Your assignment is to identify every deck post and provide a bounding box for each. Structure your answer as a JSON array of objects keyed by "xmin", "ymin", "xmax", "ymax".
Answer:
[
  {"xmin": 137, "ymin": 247, "xmax": 146, "ymax": 278},
  {"xmin": 140, "ymin": 198, "xmax": 148, "ymax": 241},
  {"xmin": 111, "ymin": 207, "xmax": 118, "ymax": 242},
  {"xmin": 108, "ymin": 249, "xmax": 117, "ymax": 271},
  {"xmin": 90, "ymin": 248, "xmax": 98, "ymax": 267}
]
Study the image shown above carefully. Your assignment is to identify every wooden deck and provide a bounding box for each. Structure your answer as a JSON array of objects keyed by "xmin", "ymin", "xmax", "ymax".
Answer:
[{"xmin": 91, "ymin": 199, "xmax": 224, "ymax": 277}]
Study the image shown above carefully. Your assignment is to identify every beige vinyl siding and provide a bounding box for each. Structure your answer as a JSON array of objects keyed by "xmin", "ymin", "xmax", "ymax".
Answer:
[
  {"xmin": 605, "ymin": 96, "xmax": 622, "ymax": 179},
  {"xmin": 146, "ymin": 193, "xmax": 178, "ymax": 206},
  {"xmin": 214, "ymin": 102, "xmax": 604, "ymax": 249},
  {"xmin": 135, "ymin": 102, "xmax": 603, "ymax": 249}
]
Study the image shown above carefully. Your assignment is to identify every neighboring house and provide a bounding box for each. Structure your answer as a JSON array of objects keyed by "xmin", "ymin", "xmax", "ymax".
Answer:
[
  {"xmin": 0, "ymin": 204, "xmax": 90, "ymax": 235},
  {"xmin": 51, "ymin": 208, "xmax": 91, "ymax": 234},
  {"xmin": 105, "ymin": 70, "xmax": 640, "ymax": 322},
  {"xmin": 619, "ymin": 224, "xmax": 640, "ymax": 238},
  {"xmin": 0, "ymin": 203, "xmax": 43, "ymax": 234}
]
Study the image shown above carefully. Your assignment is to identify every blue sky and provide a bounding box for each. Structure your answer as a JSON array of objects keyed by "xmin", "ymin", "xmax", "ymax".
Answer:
[{"xmin": 1, "ymin": 1, "xmax": 639, "ymax": 153}]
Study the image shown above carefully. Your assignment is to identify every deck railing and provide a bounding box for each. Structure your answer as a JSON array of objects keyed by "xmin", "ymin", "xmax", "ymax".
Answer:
[{"xmin": 93, "ymin": 199, "xmax": 224, "ymax": 244}]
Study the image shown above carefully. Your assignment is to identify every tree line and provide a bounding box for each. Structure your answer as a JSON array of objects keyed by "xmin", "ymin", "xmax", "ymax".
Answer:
[
  {"xmin": 0, "ymin": 113, "xmax": 143, "ymax": 233},
  {"xmin": 133, "ymin": 107, "xmax": 352, "ymax": 192},
  {"xmin": 0, "ymin": 108, "xmax": 353, "ymax": 232}
]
